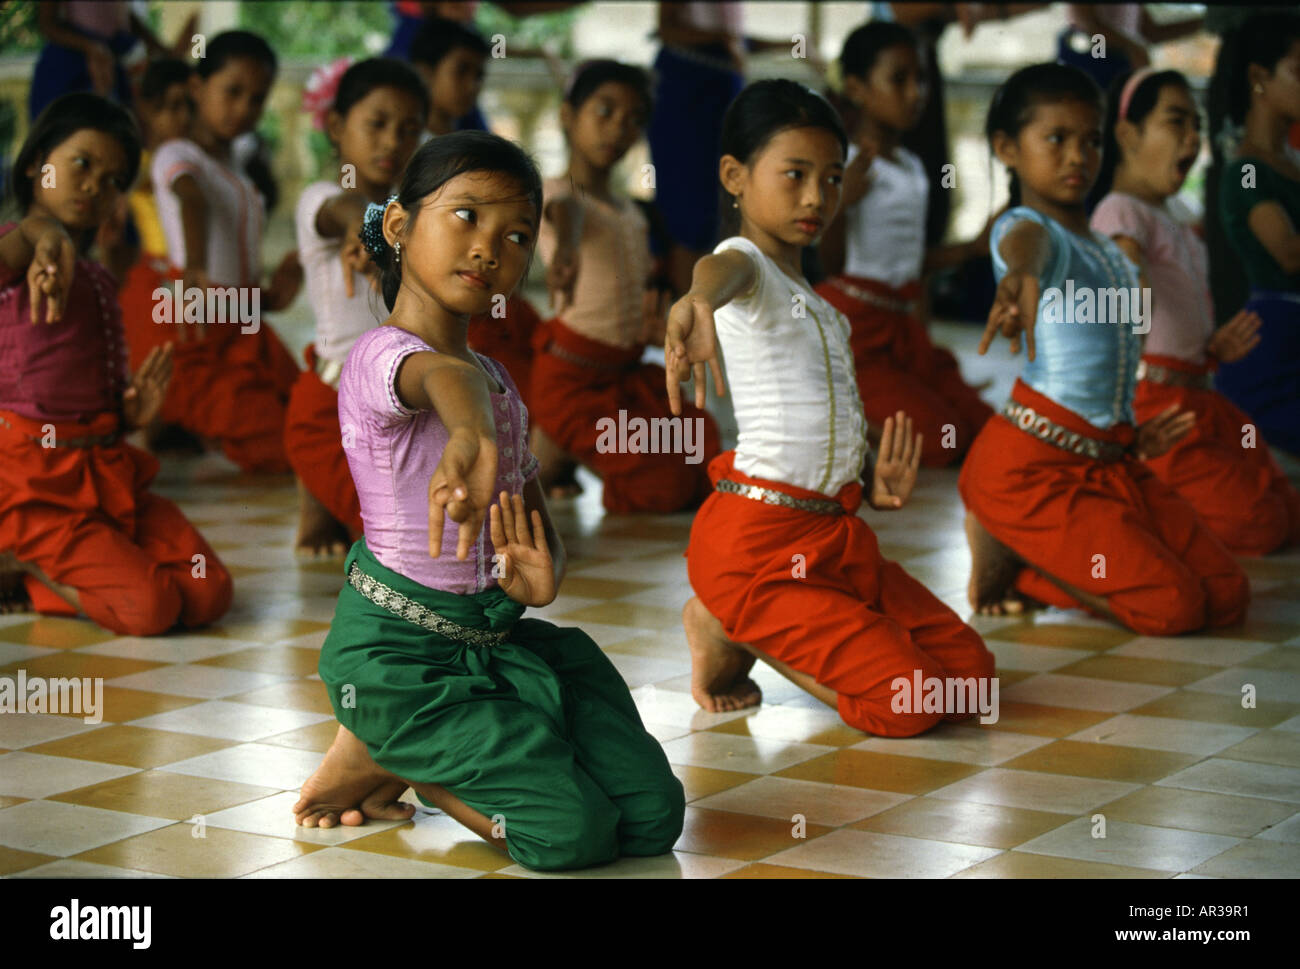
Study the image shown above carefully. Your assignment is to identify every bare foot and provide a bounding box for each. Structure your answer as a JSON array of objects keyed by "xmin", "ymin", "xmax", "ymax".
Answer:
[
  {"xmin": 295, "ymin": 479, "xmax": 350, "ymax": 559},
  {"xmin": 684, "ymin": 596, "xmax": 762, "ymax": 713},
  {"xmin": 965, "ymin": 511, "xmax": 1034, "ymax": 616},
  {"xmin": 293, "ymin": 724, "xmax": 416, "ymax": 828},
  {"xmin": 0, "ymin": 552, "xmax": 31, "ymax": 615}
]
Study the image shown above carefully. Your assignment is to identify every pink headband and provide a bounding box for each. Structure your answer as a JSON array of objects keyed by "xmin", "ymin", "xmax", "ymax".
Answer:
[{"xmin": 1118, "ymin": 67, "xmax": 1158, "ymax": 122}]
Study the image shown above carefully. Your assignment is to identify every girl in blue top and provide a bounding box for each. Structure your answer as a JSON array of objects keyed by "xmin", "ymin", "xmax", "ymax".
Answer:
[{"xmin": 959, "ymin": 63, "xmax": 1249, "ymax": 637}]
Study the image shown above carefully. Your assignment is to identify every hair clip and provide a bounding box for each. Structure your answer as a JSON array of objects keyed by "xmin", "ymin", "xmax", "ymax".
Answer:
[{"xmin": 361, "ymin": 195, "xmax": 398, "ymax": 258}]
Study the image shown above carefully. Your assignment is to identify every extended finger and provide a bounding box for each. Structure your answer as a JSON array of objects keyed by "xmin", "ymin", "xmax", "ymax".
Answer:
[
  {"xmin": 511, "ymin": 493, "xmax": 530, "ymax": 547},
  {"xmin": 529, "ymin": 509, "xmax": 547, "ymax": 552},
  {"xmin": 693, "ymin": 361, "xmax": 706, "ymax": 410},
  {"xmin": 879, "ymin": 414, "xmax": 895, "ymax": 463}
]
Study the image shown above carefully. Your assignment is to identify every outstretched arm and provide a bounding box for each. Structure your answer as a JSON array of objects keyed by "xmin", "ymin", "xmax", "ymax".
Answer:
[{"xmin": 664, "ymin": 249, "xmax": 754, "ymax": 413}]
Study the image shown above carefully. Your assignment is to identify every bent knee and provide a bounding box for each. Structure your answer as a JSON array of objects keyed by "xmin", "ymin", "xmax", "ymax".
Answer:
[
  {"xmin": 618, "ymin": 778, "xmax": 686, "ymax": 857},
  {"xmin": 1205, "ymin": 568, "xmax": 1250, "ymax": 629},
  {"xmin": 109, "ymin": 584, "xmax": 184, "ymax": 636},
  {"xmin": 183, "ymin": 563, "xmax": 233, "ymax": 628},
  {"xmin": 510, "ymin": 799, "xmax": 621, "ymax": 872},
  {"xmin": 1119, "ymin": 581, "xmax": 1207, "ymax": 637}
]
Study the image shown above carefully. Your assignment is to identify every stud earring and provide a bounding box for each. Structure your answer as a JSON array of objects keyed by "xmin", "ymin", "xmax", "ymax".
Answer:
[
  {"xmin": 1255, "ymin": 83, "xmax": 1264, "ymax": 94},
  {"xmin": 733, "ymin": 196, "xmax": 740, "ymax": 209}
]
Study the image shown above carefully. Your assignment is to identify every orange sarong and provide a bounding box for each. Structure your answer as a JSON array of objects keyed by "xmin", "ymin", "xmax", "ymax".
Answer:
[
  {"xmin": 815, "ymin": 274, "xmax": 993, "ymax": 466},
  {"xmin": 0, "ymin": 409, "xmax": 233, "ymax": 636},
  {"xmin": 958, "ymin": 379, "xmax": 1250, "ymax": 636},
  {"xmin": 1135, "ymin": 354, "xmax": 1300, "ymax": 557},
  {"xmin": 117, "ymin": 257, "xmax": 299, "ymax": 473},
  {"xmin": 687, "ymin": 450, "xmax": 995, "ymax": 737},
  {"xmin": 529, "ymin": 318, "xmax": 720, "ymax": 513},
  {"xmin": 468, "ymin": 295, "xmax": 542, "ymax": 409},
  {"xmin": 285, "ymin": 344, "xmax": 363, "ymax": 537}
]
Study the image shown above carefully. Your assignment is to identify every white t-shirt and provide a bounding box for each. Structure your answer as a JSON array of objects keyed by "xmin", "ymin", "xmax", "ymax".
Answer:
[
  {"xmin": 712, "ymin": 236, "xmax": 868, "ymax": 496},
  {"xmin": 295, "ymin": 181, "xmax": 386, "ymax": 367},
  {"xmin": 152, "ymin": 138, "xmax": 264, "ymax": 287},
  {"xmin": 843, "ymin": 144, "xmax": 928, "ymax": 288}
]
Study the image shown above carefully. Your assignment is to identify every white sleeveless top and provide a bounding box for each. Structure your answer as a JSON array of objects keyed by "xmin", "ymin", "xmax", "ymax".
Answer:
[{"xmin": 843, "ymin": 144, "xmax": 928, "ymax": 288}]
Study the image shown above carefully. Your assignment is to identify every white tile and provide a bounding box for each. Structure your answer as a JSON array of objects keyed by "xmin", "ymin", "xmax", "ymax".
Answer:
[
  {"xmin": 497, "ymin": 850, "xmax": 747, "ymax": 879},
  {"xmin": 605, "ymin": 653, "xmax": 689, "ymax": 688},
  {"xmin": 13, "ymin": 859, "xmax": 176, "ymax": 878},
  {"xmin": 851, "ymin": 724, "xmax": 1053, "ymax": 766},
  {"xmin": 0, "ymin": 714, "xmax": 104, "ymax": 749},
  {"xmin": 1255, "ymin": 811, "xmax": 1300, "ymax": 843},
  {"xmin": 128, "ymin": 701, "xmax": 332, "ymax": 742},
  {"xmin": 764, "ymin": 828, "xmax": 1000, "ymax": 878},
  {"xmin": 203, "ymin": 791, "xmax": 410, "ymax": 844},
  {"xmin": 243, "ymin": 846, "xmax": 480, "ymax": 878},
  {"xmin": 0, "ymin": 800, "xmax": 171, "ymax": 856},
  {"xmin": 1014, "ymin": 817, "xmax": 1240, "ymax": 872},
  {"xmin": 628, "ymin": 685, "xmax": 749, "ymax": 730},
  {"xmin": 1001, "ymin": 674, "xmax": 1173, "ymax": 712},
  {"xmin": 1066, "ymin": 715, "xmax": 1258, "ymax": 756},
  {"xmin": 928, "ymin": 768, "xmax": 1140, "ymax": 814},
  {"xmin": 105, "ymin": 664, "xmax": 292, "ymax": 699},
  {"xmin": 1156, "ymin": 759, "xmax": 1300, "ymax": 803},
  {"xmin": 0, "ymin": 752, "xmax": 139, "ymax": 798},
  {"xmin": 1185, "ymin": 668, "xmax": 1300, "ymax": 705},
  {"xmin": 0, "ymin": 643, "xmax": 58, "ymax": 666},
  {"xmin": 79, "ymin": 635, "xmax": 255, "ymax": 663},
  {"xmin": 1110, "ymin": 636, "xmax": 1275, "ymax": 667},
  {"xmin": 985, "ymin": 640, "xmax": 1093, "ymax": 672},
  {"xmin": 693, "ymin": 775, "xmax": 910, "ymax": 826},
  {"xmin": 160, "ymin": 743, "xmax": 325, "ymax": 790},
  {"xmin": 658, "ymin": 731, "xmax": 832, "ymax": 775}
]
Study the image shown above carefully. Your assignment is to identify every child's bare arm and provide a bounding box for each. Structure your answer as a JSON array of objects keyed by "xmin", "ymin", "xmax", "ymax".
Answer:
[
  {"xmin": 315, "ymin": 191, "xmax": 371, "ymax": 240},
  {"xmin": 0, "ymin": 216, "xmax": 78, "ymax": 323},
  {"xmin": 1246, "ymin": 200, "xmax": 1300, "ymax": 275},
  {"xmin": 170, "ymin": 173, "xmax": 210, "ymax": 284},
  {"xmin": 664, "ymin": 249, "xmax": 753, "ymax": 413},
  {"xmin": 396, "ymin": 350, "xmax": 497, "ymax": 438},
  {"xmin": 979, "ymin": 219, "xmax": 1049, "ymax": 359},
  {"xmin": 544, "ymin": 195, "xmax": 583, "ymax": 314},
  {"xmin": 0, "ymin": 215, "xmax": 67, "ymax": 278}
]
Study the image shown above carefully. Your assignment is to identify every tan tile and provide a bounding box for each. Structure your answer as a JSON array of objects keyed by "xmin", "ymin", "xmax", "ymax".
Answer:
[
  {"xmin": 551, "ymin": 577, "xmax": 656, "ymax": 600},
  {"xmin": 197, "ymin": 647, "xmax": 322, "ymax": 677},
  {"xmin": 1001, "ymin": 740, "xmax": 1198, "ymax": 784},
  {"xmin": 0, "ymin": 844, "xmax": 55, "ymax": 875},
  {"xmin": 853, "ymin": 797, "xmax": 1072, "ymax": 848},
  {"xmin": 675, "ymin": 806, "xmax": 832, "ymax": 861},
  {"xmin": 208, "ymin": 619, "xmax": 331, "ymax": 642},
  {"xmin": 1055, "ymin": 655, "xmax": 1220, "ymax": 687},
  {"xmin": 720, "ymin": 862, "xmax": 864, "ymax": 879},
  {"xmin": 764, "ymin": 827, "xmax": 999, "ymax": 877},
  {"xmin": 996, "ymin": 670, "xmax": 1038, "ymax": 688},
  {"xmin": 775, "ymin": 749, "xmax": 984, "ymax": 795},
  {"xmin": 952, "ymin": 852, "xmax": 1171, "ymax": 878},
  {"xmin": 1190, "ymin": 840, "xmax": 1300, "ymax": 878},
  {"xmin": 1130, "ymin": 691, "xmax": 1300, "ymax": 728},
  {"xmin": 1097, "ymin": 786, "xmax": 1295, "ymax": 838},
  {"xmin": 1213, "ymin": 619, "xmax": 1300, "ymax": 644},
  {"xmin": 987, "ymin": 623, "xmax": 1134, "ymax": 651},
  {"xmin": 556, "ymin": 601, "xmax": 682, "ymax": 629},
  {"xmin": 1, "ymin": 651, "xmax": 164, "ymax": 680},
  {"xmin": 672, "ymin": 764, "xmax": 758, "ymax": 801},
  {"xmin": 706, "ymin": 706, "xmax": 864, "ymax": 747},
  {"xmin": 50, "ymin": 770, "xmax": 280, "ymax": 820},
  {"xmin": 1217, "ymin": 730, "xmax": 1300, "ymax": 768},
  {"xmin": 982, "ymin": 702, "xmax": 1113, "ymax": 737},
  {"xmin": 75, "ymin": 821, "xmax": 321, "ymax": 877},
  {"xmin": 0, "ymin": 618, "xmax": 117, "ymax": 650},
  {"xmin": 226, "ymin": 679, "xmax": 333, "ymax": 714},
  {"xmin": 26, "ymin": 725, "xmax": 237, "ymax": 768},
  {"xmin": 98, "ymin": 686, "xmax": 205, "ymax": 721},
  {"xmin": 0, "ymin": 795, "xmax": 24, "ymax": 809},
  {"xmin": 342, "ymin": 814, "xmax": 511, "ymax": 872},
  {"xmin": 259, "ymin": 720, "xmax": 339, "ymax": 753}
]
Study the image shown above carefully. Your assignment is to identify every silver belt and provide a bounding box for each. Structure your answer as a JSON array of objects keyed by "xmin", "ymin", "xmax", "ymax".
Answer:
[
  {"xmin": 1136, "ymin": 360, "xmax": 1213, "ymax": 390},
  {"xmin": 1001, "ymin": 401, "xmax": 1127, "ymax": 462},
  {"xmin": 315, "ymin": 354, "xmax": 344, "ymax": 389},
  {"xmin": 715, "ymin": 478, "xmax": 842, "ymax": 515},
  {"xmin": 347, "ymin": 563, "xmax": 510, "ymax": 648},
  {"xmin": 830, "ymin": 278, "xmax": 918, "ymax": 315}
]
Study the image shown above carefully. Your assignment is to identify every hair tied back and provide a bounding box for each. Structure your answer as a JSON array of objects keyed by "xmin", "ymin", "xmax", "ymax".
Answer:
[{"xmin": 361, "ymin": 195, "xmax": 397, "ymax": 258}]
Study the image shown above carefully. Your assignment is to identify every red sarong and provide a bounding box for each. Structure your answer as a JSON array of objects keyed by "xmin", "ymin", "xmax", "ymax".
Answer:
[
  {"xmin": 0, "ymin": 409, "xmax": 233, "ymax": 636},
  {"xmin": 285, "ymin": 344, "xmax": 363, "ymax": 537},
  {"xmin": 468, "ymin": 295, "xmax": 541, "ymax": 409},
  {"xmin": 529, "ymin": 318, "xmax": 720, "ymax": 513},
  {"xmin": 117, "ymin": 257, "xmax": 298, "ymax": 473},
  {"xmin": 815, "ymin": 274, "xmax": 993, "ymax": 466},
  {"xmin": 1135, "ymin": 354, "xmax": 1300, "ymax": 557},
  {"xmin": 687, "ymin": 450, "xmax": 995, "ymax": 737},
  {"xmin": 958, "ymin": 379, "xmax": 1250, "ymax": 636}
]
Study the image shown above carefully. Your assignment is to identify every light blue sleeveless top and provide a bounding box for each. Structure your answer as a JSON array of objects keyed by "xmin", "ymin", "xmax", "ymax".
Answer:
[{"xmin": 991, "ymin": 206, "xmax": 1142, "ymax": 429}]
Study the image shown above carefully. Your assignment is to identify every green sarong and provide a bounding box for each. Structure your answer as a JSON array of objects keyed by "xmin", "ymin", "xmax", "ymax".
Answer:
[{"xmin": 319, "ymin": 539, "xmax": 684, "ymax": 871}]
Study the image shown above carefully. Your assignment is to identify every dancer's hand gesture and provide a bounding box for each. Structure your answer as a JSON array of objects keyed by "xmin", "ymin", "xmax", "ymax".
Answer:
[
  {"xmin": 665, "ymin": 293, "xmax": 726, "ymax": 414},
  {"xmin": 489, "ymin": 491, "xmax": 556, "ymax": 607},
  {"xmin": 870, "ymin": 411, "xmax": 922, "ymax": 510},
  {"xmin": 428, "ymin": 428, "xmax": 498, "ymax": 560},
  {"xmin": 1135, "ymin": 404, "xmax": 1195, "ymax": 460},
  {"xmin": 1208, "ymin": 309, "xmax": 1262, "ymax": 364},
  {"xmin": 27, "ymin": 226, "xmax": 76, "ymax": 324},
  {"xmin": 979, "ymin": 269, "xmax": 1040, "ymax": 360},
  {"xmin": 123, "ymin": 344, "xmax": 174, "ymax": 430}
]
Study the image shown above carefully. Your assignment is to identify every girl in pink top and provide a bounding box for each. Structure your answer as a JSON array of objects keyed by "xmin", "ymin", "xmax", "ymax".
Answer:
[
  {"xmin": 1092, "ymin": 67, "xmax": 1300, "ymax": 555},
  {"xmin": 293, "ymin": 132, "xmax": 683, "ymax": 871},
  {"xmin": 0, "ymin": 93, "xmax": 232, "ymax": 633}
]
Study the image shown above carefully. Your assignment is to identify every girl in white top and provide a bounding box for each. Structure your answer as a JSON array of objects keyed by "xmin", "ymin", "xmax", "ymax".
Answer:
[
  {"xmin": 286, "ymin": 58, "xmax": 428, "ymax": 557},
  {"xmin": 666, "ymin": 79, "xmax": 994, "ymax": 737},
  {"xmin": 817, "ymin": 21, "xmax": 995, "ymax": 468}
]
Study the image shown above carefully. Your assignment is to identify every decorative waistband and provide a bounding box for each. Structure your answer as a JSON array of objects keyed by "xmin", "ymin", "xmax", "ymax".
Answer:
[
  {"xmin": 715, "ymin": 477, "xmax": 843, "ymax": 515},
  {"xmin": 347, "ymin": 563, "xmax": 510, "ymax": 648},
  {"xmin": 0, "ymin": 412, "xmax": 120, "ymax": 448},
  {"xmin": 1136, "ymin": 360, "xmax": 1213, "ymax": 390},
  {"xmin": 830, "ymin": 278, "xmax": 919, "ymax": 315},
  {"xmin": 1000, "ymin": 400, "xmax": 1127, "ymax": 462},
  {"xmin": 542, "ymin": 339, "xmax": 638, "ymax": 372}
]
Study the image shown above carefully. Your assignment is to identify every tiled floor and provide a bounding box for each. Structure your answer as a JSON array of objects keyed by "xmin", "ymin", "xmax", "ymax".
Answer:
[{"xmin": 2, "ymin": 321, "xmax": 1300, "ymax": 879}]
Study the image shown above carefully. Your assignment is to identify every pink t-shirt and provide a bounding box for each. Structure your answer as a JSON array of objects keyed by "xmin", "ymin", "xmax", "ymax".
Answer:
[
  {"xmin": 537, "ymin": 176, "xmax": 651, "ymax": 349},
  {"xmin": 338, "ymin": 325, "xmax": 539, "ymax": 594},
  {"xmin": 1091, "ymin": 192, "xmax": 1214, "ymax": 365},
  {"xmin": 153, "ymin": 138, "xmax": 264, "ymax": 287},
  {"xmin": 0, "ymin": 226, "xmax": 128, "ymax": 422}
]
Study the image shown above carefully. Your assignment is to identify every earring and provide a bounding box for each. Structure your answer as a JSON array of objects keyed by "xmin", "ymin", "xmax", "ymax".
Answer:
[
  {"xmin": 733, "ymin": 196, "xmax": 740, "ymax": 209},
  {"xmin": 394, "ymin": 240, "xmax": 402, "ymax": 265},
  {"xmin": 1255, "ymin": 83, "xmax": 1264, "ymax": 94}
]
